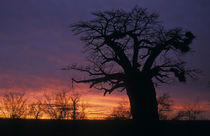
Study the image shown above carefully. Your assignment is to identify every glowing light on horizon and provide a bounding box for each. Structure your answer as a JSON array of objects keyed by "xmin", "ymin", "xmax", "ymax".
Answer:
[{"xmin": 0, "ymin": 89, "xmax": 130, "ymax": 120}]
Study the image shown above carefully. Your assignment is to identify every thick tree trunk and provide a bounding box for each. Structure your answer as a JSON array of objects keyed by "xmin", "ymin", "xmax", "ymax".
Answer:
[{"xmin": 126, "ymin": 77, "xmax": 159, "ymax": 122}]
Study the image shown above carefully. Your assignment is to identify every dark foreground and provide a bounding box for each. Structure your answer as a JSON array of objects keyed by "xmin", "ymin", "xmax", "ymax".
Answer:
[{"xmin": 0, "ymin": 119, "xmax": 209, "ymax": 136}]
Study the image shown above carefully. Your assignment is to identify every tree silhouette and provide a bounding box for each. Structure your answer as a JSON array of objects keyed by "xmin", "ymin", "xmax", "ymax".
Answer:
[
  {"xmin": 28, "ymin": 100, "xmax": 43, "ymax": 119},
  {"xmin": 42, "ymin": 91, "xmax": 87, "ymax": 120},
  {"xmin": 173, "ymin": 99, "xmax": 204, "ymax": 120},
  {"xmin": 157, "ymin": 93, "xmax": 173, "ymax": 120},
  {"xmin": 70, "ymin": 94, "xmax": 80, "ymax": 120},
  {"xmin": 1, "ymin": 92, "xmax": 28, "ymax": 119},
  {"xmin": 106, "ymin": 99, "xmax": 132, "ymax": 120},
  {"xmin": 70, "ymin": 94, "xmax": 87, "ymax": 120},
  {"xmin": 42, "ymin": 91, "xmax": 72, "ymax": 120},
  {"xmin": 66, "ymin": 6, "xmax": 195, "ymax": 121},
  {"xmin": 106, "ymin": 94, "xmax": 172, "ymax": 120}
]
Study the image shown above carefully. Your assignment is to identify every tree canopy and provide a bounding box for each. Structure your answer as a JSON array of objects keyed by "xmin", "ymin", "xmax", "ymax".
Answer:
[{"xmin": 64, "ymin": 7, "xmax": 195, "ymax": 95}]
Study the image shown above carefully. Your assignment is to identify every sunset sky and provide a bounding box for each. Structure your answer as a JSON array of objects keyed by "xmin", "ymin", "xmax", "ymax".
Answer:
[{"xmin": 0, "ymin": 0, "xmax": 210, "ymax": 119}]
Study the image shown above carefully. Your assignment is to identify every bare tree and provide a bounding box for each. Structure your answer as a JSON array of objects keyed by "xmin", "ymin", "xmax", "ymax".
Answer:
[
  {"xmin": 106, "ymin": 100, "xmax": 132, "ymax": 120},
  {"xmin": 78, "ymin": 102, "xmax": 87, "ymax": 120},
  {"xmin": 173, "ymin": 99, "xmax": 204, "ymax": 120},
  {"xmin": 28, "ymin": 100, "xmax": 43, "ymax": 119},
  {"xmin": 0, "ymin": 106, "xmax": 5, "ymax": 118},
  {"xmin": 70, "ymin": 94, "xmax": 88, "ymax": 120},
  {"xmin": 42, "ymin": 91, "xmax": 87, "ymax": 120},
  {"xmin": 1, "ymin": 92, "xmax": 28, "ymax": 119},
  {"xmin": 42, "ymin": 91, "xmax": 72, "ymax": 120},
  {"xmin": 157, "ymin": 93, "xmax": 173, "ymax": 120},
  {"xmin": 70, "ymin": 94, "xmax": 80, "ymax": 120},
  {"xmin": 64, "ymin": 6, "xmax": 196, "ymax": 121}
]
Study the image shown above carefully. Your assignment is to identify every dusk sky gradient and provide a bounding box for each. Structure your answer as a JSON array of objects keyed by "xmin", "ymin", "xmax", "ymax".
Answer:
[{"xmin": 0, "ymin": 0, "xmax": 210, "ymax": 118}]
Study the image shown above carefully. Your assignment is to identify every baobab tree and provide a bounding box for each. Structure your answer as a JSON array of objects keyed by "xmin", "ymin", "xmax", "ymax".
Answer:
[
  {"xmin": 106, "ymin": 93, "xmax": 172, "ymax": 120},
  {"xmin": 65, "ymin": 7, "xmax": 196, "ymax": 121}
]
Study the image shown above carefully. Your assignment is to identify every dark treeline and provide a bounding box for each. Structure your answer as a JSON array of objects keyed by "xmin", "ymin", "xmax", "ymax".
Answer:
[{"xmin": 0, "ymin": 91, "xmax": 87, "ymax": 120}]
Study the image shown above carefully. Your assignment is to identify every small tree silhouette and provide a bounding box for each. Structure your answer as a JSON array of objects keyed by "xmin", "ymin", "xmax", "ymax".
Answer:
[
  {"xmin": 28, "ymin": 100, "xmax": 43, "ymax": 119},
  {"xmin": 173, "ymin": 99, "xmax": 204, "ymax": 120},
  {"xmin": 42, "ymin": 91, "xmax": 72, "ymax": 120},
  {"xmin": 70, "ymin": 94, "xmax": 87, "ymax": 120},
  {"xmin": 157, "ymin": 93, "xmax": 173, "ymax": 120},
  {"xmin": 70, "ymin": 94, "xmax": 80, "ymax": 120},
  {"xmin": 78, "ymin": 102, "xmax": 87, "ymax": 120},
  {"xmin": 1, "ymin": 92, "xmax": 28, "ymax": 119},
  {"xmin": 106, "ymin": 100, "xmax": 132, "ymax": 120},
  {"xmin": 42, "ymin": 91, "xmax": 87, "ymax": 120},
  {"xmin": 66, "ymin": 6, "xmax": 196, "ymax": 121}
]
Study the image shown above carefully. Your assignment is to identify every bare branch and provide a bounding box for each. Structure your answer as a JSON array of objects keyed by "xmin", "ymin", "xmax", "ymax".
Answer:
[{"xmin": 72, "ymin": 72, "xmax": 125, "ymax": 88}]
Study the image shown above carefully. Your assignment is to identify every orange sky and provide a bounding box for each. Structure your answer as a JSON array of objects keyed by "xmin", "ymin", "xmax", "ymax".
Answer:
[
  {"xmin": 0, "ymin": 85, "xmax": 129, "ymax": 119},
  {"xmin": 1, "ymin": 86, "xmax": 209, "ymax": 120}
]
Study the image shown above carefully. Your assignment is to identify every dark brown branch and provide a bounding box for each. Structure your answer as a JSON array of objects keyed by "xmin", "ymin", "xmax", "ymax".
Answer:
[
  {"xmin": 95, "ymin": 83, "xmax": 125, "ymax": 96},
  {"xmin": 72, "ymin": 72, "xmax": 125, "ymax": 88}
]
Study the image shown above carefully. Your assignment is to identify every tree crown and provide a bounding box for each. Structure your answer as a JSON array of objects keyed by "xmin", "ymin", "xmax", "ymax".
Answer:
[{"xmin": 65, "ymin": 7, "xmax": 196, "ymax": 95}]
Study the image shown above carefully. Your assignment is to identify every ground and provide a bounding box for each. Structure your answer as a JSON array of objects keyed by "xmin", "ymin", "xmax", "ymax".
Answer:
[{"xmin": 0, "ymin": 119, "xmax": 209, "ymax": 136}]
